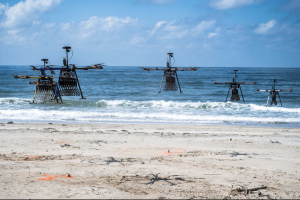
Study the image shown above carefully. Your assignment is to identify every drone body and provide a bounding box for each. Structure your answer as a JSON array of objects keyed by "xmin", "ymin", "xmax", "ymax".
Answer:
[
  {"xmin": 14, "ymin": 46, "xmax": 105, "ymax": 103},
  {"xmin": 213, "ymin": 70, "xmax": 257, "ymax": 103},
  {"xmin": 143, "ymin": 53, "xmax": 197, "ymax": 94},
  {"xmin": 256, "ymin": 79, "xmax": 292, "ymax": 107}
]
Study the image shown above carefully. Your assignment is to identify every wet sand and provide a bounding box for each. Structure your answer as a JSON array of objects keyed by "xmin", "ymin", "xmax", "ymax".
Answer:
[{"xmin": 0, "ymin": 123, "xmax": 299, "ymax": 199}]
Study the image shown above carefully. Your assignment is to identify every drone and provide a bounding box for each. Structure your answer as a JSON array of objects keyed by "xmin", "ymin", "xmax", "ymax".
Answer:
[
  {"xmin": 213, "ymin": 70, "xmax": 257, "ymax": 103},
  {"xmin": 14, "ymin": 46, "xmax": 105, "ymax": 104},
  {"xmin": 143, "ymin": 53, "xmax": 197, "ymax": 94},
  {"xmin": 256, "ymin": 79, "xmax": 292, "ymax": 107}
]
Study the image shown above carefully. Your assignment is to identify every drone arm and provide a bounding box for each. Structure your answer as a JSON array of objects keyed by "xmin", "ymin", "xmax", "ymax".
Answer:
[
  {"xmin": 275, "ymin": 89, "xmax": 293, "ymax": 92},
  {"xmin": 33, "ymin": 82, "xmax": 38, "ymax": 103},
  {"xmin": 74, "ymin": 71, "xmax": 86, "ymax": 100},
  {"xmin": 266, "ymin": 92, "xmax": 271, "ymax": 107},
  {"xmin": 225, "ymin": 87, "xmax": 230, "ymax": 102},
  {"xmin": 54, "ymin": 73, "xmax": 60, "ymax": 99},
  {"xmin": 14, "ymin": 75, "xmax": 42, "ymax": 79},
  {"xmin": 175, "ymin": 71, "xmax": 183, "ymax": 94},
  {"xmin": 146, "ymin": 68, "xmax": 165, "ymax": 71},
  {"xmin": 256, "ymin": 89, "xmax": 270, "ymax": 92},
  {"xmin": 242, "ymin": 82, "xmax": 257, "ymax": 85},
  {"xmin": 32, "ymin": 67, "xmax": 64, "ymax": 71},
  {"xmin": 213, "ymin": 82, "xmax": 230, "ymax": 84},
  {"xmin": 175, "ymin": 68, "xmax": 197, "ymax": 71}
]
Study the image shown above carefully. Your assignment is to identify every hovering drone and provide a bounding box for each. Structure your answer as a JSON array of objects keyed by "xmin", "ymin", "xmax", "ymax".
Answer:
[
  {"xmin": 143, "ymin": 53, "xmax": 197, "ymax": 94},
  {"xmin": 256, "ymin": 79, "xmax": 292, "ymax": 107},
  {"xmin": 213, "ymin": 70, "xmax": 257, "ymax": 103},
  {"xmin": 14, "ymin": 46, "xmax": 105, "ymax": 104}
]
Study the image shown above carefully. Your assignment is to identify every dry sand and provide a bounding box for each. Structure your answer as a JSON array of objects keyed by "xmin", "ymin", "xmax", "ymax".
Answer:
[{"xmin": 0, "ymin": 122, "xmax": 299, "ymax": 199}]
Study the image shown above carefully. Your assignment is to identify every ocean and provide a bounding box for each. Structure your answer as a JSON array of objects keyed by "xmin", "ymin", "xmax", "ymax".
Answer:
[{"xmin": 0, "ymin": 66, "xmax": 299, "ymax": 127}]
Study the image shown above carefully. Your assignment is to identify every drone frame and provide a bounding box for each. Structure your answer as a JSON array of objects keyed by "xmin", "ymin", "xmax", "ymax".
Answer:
[
  {"xmin": 143, "ymin": 53, "xmax": 197, "ymax": 94},
  {"xmin": 14, "ymin": 46, "xmax": 105, "ymax": 104},
  {"xmin": 256, "ymin": 79, "xmax": 292, "ymax": 107},
  {"xmin": 213, "ymin": 70, "xmax": 257, "ymax": 103}
]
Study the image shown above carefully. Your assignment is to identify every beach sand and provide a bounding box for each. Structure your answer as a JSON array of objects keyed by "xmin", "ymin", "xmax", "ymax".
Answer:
[{"xmin": 0, "ymin": 122, "xmax": 299, "ymax": 199}]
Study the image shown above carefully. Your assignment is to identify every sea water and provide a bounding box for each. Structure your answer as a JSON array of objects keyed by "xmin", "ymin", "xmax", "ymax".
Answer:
[{"xmin": 0, "ymin": 66, "xmax": 299, "ymax": 127}]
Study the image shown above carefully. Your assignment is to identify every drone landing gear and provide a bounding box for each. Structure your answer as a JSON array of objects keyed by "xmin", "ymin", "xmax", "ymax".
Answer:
[
  {"xmin": 175, "ymin": 71, "xmax": 183, "ymax": 94},
  {"xmin": 74, "ymin": 71, "xmax": 86, "ymax": 99},
  {"xmin": 164, "ymin": 76, "xmax": 178, "ymax": 91},
  {"xmin": 58, "ymin": 71, "xmax": 81, "ymax": 96},
  {"xmin": 159, "ymin": 71, "xmax": 182, "ymax": 94},
  {"xmin": 267, "ymin": 92, "xmax": 282, "ymax": 107},
  {"xmin": 158, "ymin": 75, "xmax": 165, "ymax": 94},
  {"xmin": 226, "ymin": 85, "xmax": 245, "ymax": 103},
  {"xmin": 278, "ymin": 92, "xmax": 283, "ymax": 107},
  {"xmin": 239, "ymin": 86, "xmax": 245, "ymax": 103},
  {"xmin": 225, "ymin": 87, "xmax": 230, "ymax": 103},
  {"xmin": 32, "ymin": 80, "xmax": 63, "ymax": 104},
  {"xmin": 230, "ymin": 88, "xmax": 240, "ymax": 101}
]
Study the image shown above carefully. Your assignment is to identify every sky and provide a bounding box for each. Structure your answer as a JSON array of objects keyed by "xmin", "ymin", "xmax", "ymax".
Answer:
[{"xmin": 0, "ymin": 0, "xmax": 299, "ymax": 67}]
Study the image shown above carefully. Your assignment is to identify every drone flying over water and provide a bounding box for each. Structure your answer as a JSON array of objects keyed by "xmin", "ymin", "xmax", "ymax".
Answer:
[
  {"xmin": 143, "ymin": 53, "xmax": 197, "ymax": 94},
  {"xmin": 256, "ymin": 79, "xmax": 292, "ymax": 107},
  {"xmin": 14, "ymin": 46, "xmax": 105, "ymax": 104},
  {"xmin": 213, "ymin": 70, "xmax": 257, "ymax": 103}
]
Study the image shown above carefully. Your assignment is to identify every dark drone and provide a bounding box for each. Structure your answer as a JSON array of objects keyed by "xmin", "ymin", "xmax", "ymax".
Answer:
[
  {"xmin": 256, "ymin": 79, "xmax": 292, "ymax": 107},
  {"xmin": 213, "ymin": 70, "xmax": 257, "ymax": 103},
  {"xmin": 143, "ymin": 53, "xmax": 197, "ymax": 94},
  {"xmin": 14, "ymin": 46, "xmax": 105, "ymax": 104}
]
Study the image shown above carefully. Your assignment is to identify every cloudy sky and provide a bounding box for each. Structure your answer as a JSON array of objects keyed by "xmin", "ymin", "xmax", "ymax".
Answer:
[{"xmin": 0, "ymin": 0, "xmax": 299, "ymax": 67}]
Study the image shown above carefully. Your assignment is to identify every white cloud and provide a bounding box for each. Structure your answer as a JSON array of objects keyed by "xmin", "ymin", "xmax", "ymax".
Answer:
[
  {"xmin": 2, "ymin": 29, "xmax": 26, "ymax": 44},
  {"xmin": 194, "ymin": 20, "xmax": 215, "ymax": 32},
  {"xmin": 138, "ymin": 0, "xmax": 174, "ymax": 4},
  {"xmin": 163, "ymin": 21, "xmax": 182, "ymax": 32},
  {"xmin": 254, "ymin": 20, "xmax": 277, "ymax": 34},
  {"xmin": 151, "ymin": 20, "xmax": 189, "ymax": 39},
  {"xmin": 210, "ymin": 0, "xmax": 255, "ymax": 10},
  {"xmin": 150, "ymin": 20, "xmax": 167, "ymax": 35},
  {"xmin": 0, "ymin": 3, "xmax": 8, "ymax": 15},
  {"xmin": 130, "ymin": 36, "xmax": 145, "ymax": 45},
  {"xmin": 1, "ymin": 0, "xmax": 62, "ymax": 28},
  {"xmin": 280, "ymin": 0, "xmax": 300, "ymax": 14},
  {"xmin": 161, "ymin": 30, "xmax": 188, "ymax": 39},
  {"xmin": 80, "ymin": 16, "xmax": 138, "ymax": 33},
  {"xmin": 151, "ymin": 0, "xmax": 174, "ymax": 4},
  {"xmin": 208, "ymin": 32, "xmax": 218, "ymax": 37}
]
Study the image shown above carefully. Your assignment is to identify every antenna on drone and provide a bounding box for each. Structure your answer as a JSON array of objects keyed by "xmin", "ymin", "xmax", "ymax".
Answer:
[
  {"xmin": 167, "ymin": 53, "xmax": 174, "ymax": 68},
  {"xmin": 62, "ymin": 46, "xmax": 72, "ymax": 67},
  {"xmin": 41, "ymin": 59, "xmax": 48, "ymax": 67},
  {"xmin": 233, "ymin": 70, "xmax": 238, "ymax": 82}
]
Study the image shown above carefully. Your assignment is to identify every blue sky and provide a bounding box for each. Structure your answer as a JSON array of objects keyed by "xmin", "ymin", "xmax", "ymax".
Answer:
[{"xmin": 0, "ymin": 0, "xmax": 299, "ymax": 67}]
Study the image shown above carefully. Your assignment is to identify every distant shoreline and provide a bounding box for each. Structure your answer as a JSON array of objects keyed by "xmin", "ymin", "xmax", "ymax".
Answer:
[{"xmin": 0, "ymin": 65, "xmax": 300, "ymax": 68}]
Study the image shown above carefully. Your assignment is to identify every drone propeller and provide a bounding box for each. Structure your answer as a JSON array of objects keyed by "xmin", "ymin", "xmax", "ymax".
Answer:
[
  {"xmin": 30, "ymin": 65, "xmax": 37, "ymax": 70},
  {"xmin": 14, "ymin": 75, "xmax": 30, "ymax": 79}
]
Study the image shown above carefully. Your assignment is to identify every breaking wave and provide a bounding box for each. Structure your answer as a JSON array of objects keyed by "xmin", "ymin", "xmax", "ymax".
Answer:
[
  {"xmin": 1, "ymin": 98, "xmax": 299, "ymax": 113},
  {"xmin": 0, "ymin": 97, "xmax": 299, "ymax": 127}
]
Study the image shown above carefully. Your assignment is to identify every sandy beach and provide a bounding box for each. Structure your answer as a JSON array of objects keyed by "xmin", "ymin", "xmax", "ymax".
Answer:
[{"xmin": 0, "ymin": 122, "xmax": 299, "ymax": 199}]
